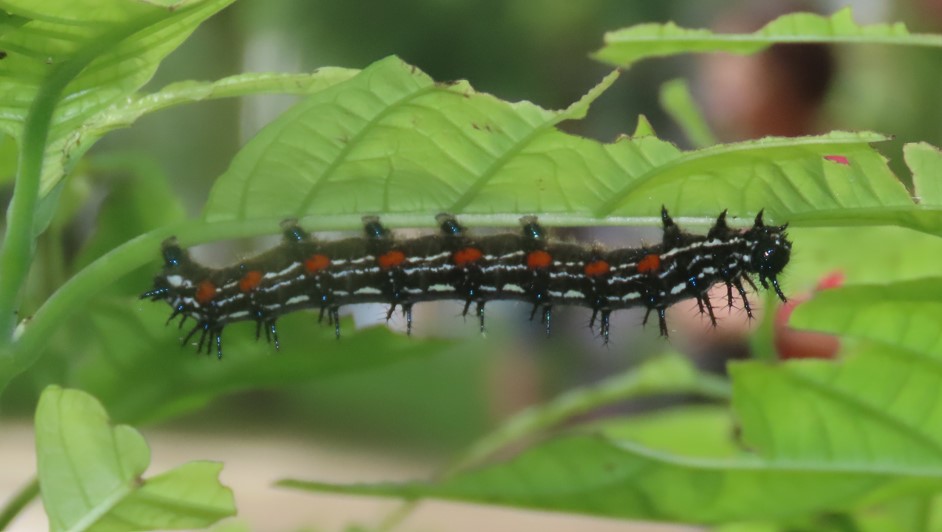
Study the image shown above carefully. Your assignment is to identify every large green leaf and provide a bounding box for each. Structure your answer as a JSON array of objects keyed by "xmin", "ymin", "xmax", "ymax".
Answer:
[
  {"xmin": 593, "ymin": 8, "xmax": 942, "ymax": 68},
  {"xmin": 35, "ymin": 386, "xmax": 234, "ymax": 531},
  {"xmin": 203, "ymin": 55, "xmax": 625, "ymax": 223},
  {"xmin": 0, "ymin": 0, "xmax": 236, "ymax": 197},
  {"xmin": 283, "ymin": 339, "xmax": 942, "ymax": 523},
  {"xmin": 203, "ymin": 56, "xmax": 936, "ymax": 235}
]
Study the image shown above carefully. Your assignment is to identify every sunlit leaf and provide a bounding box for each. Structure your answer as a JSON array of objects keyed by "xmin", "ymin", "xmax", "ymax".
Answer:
[
  {"xmin": 35, "ymin": 386, "xmax": 234, "ymax": 531},
  {"xmin": 203, "ymin": 56, "xmax": 936, "ymax": 236},
  {"xmin": 204, "ymin": 56, "xmax": 625, "ymax": 223},
  {"xmin": 593, "ymin": 8, "xmax": 942, "ymax": 68}
]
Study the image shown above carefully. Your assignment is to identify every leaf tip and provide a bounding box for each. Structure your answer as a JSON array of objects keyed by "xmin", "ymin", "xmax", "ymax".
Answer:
[{"xmin": 632, "ymin": 115, "xmax": 656, "ymax": 138}]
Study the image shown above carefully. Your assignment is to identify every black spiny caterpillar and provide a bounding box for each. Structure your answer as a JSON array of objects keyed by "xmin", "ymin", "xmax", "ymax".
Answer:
[{"xmin": 142, "ymin": 208, "xmax": 791, "ymax": 358}]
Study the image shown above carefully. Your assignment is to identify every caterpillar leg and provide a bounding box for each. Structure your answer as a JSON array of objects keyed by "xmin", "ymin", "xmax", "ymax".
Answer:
[
  {"xmin": 540, "ymin": 305, "xmax": 552, "ymax": 337},
  {"xmin": 599, "ymin": 310, "xmax": 612, "ymax": 344},
  {"xmin": 763, "ymin": 274, "xmax": 788, "ymax": 303},
  {"xmin": 697, "ymin": 293, "xmax": 717, "ymax": 327},
  {"xmin": 402, "ymin": 304, "xmax": 414, "ymax": 335},
  {"xmin": 263, "ymin": 320, "xmax": 280, "ymax": 351},
  {"xmin": 643, "ymin": 307, "xmax": 669, "ymax": 337},
  {"xmin": 731, "ymin": 278, "xmax": 754, "ymax": 319},
  {"xmin": 462, "ymin": 298, "xmax": 487, "ymax": 333},
  {"xmin": 327, "ymin": 306, "xmax": 341, "ymax": 338}
]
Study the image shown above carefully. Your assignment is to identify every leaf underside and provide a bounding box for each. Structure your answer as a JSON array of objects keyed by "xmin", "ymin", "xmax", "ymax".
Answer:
[{"xmin": 204, "ymin": 56, "xmax": 939, "ymax": 237}]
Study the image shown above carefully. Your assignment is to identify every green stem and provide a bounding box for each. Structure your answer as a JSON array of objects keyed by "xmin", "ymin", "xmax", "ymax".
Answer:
[
  {"xmin": 0, "ymin": 477, "xmax": 39, "ymax": 531},
  {"xmin": 5, "ymin": 220, "xmax": 253, "ymax": 380},
  {"xmin": 0, "ymin": 80, "xmax": 61, "ymax": 341},
  {"xmin": 659, "ymin": 78, "xmax": 718, "ymax": 149},
  {"xmin": 0, "ymin": 7, "xmax": 174, "ymax": 343}
]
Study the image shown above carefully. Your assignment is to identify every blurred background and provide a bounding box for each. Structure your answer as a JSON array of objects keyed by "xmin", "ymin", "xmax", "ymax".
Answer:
[{"xmin": 3, "ymin": 0, "xmax": 942, "ymax": 530}]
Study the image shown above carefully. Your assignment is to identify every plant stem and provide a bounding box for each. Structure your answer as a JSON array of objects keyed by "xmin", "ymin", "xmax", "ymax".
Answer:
[
  {"xmin": 0, "ymin": 7, "xmax": 152, "ymax": 343},
  {"xmin": 0, "ymin": 477, "xmax": 38, "ymax": 531},
  {"xmin": 0, "ymin": 81, "xmax": 59, "ymax": 342}
]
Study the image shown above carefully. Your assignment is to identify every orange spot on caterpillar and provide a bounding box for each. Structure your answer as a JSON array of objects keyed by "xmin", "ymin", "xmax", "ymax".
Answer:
[
  {"xmin": 584, "ymin": 260, "xmax": 610, "ymax": 277},
  {"xmin": 453, "ymin": 247, "xmax": 483, "ymax": 267},
  {"xmin": 637, "ymin": 254, "xmax": 661, "ymax": 273},
  {"xmin": 527, "ymin": 250, "xmax": 552, "ymax": 270},
  {"xmin": 196, "ymin": 280, "xmax": 217, "ymax": 304},
  {"xmin": 378, "ymin": 250, "xmax": 406, "ymax": 269},
  {"xmin": 304, "ymin": 254, "xmax": 331, "ymax": 274},
  {"xmin": 239, "ymin": 270, "xmax": 263, "ymax": 292},
  {"xmin": 824, "ymin": 155, "xmax": 850, "ymax": 165}
]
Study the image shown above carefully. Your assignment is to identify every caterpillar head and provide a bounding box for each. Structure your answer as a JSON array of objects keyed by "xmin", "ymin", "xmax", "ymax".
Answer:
[
  {"xmin": 140, "ymin": 238, "xmax": 206, "ymax": 310},
  {"xmin": 744, "ymin": 211, "xmax": 791, "ymax": 301}
]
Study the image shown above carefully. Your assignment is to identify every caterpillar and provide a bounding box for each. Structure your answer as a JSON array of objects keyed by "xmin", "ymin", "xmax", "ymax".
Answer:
[{"xmin": 141, "ymin": 208, "xmax": 791, "ymax": 358}]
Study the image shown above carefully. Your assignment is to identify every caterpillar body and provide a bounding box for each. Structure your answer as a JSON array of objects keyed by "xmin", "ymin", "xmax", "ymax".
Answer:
[{"xmin": 142, "ymin": 208, "xmax": 791, "ymax": 358}]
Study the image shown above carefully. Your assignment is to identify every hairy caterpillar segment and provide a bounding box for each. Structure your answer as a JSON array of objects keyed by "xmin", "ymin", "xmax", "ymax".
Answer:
[{"xmin": 142, "ymin": 208, "xmax": 791, "ymax": 358}]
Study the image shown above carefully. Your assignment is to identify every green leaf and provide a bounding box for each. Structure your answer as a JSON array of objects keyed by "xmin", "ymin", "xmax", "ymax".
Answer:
[
  {"xmin": 64, "ymin": 69, "xmax": 360, "ymax": 176},
  {"xmin": 203, "ymin": 55, "xmax": 625, "ymax": 223},
  {"xmin": 658, "ymin": 78, "xmax": 717, "ymax": 148},
  {"xmin": 594, "ymin": 406, "xmax": 739, "ymax": 458},
  {"xmin": 906, "ymin": 142, "xmax": 942, "ymax": 206},
  {"xmin": 790, "ymin": 279, "xmax": 942, "ymax": 356},
  {"xmin": 785, "ymin": 226, "xmax": 942, "ymax": 291},
  {"xmin": 632, "ymin": 114, "xmax": 656, "ymax": 137},
  {"xmin": 35, "ymin": 386, "xmax": 234, "ymax": 531},
  {"xmin": 203, "ymin": 56, "xmax": 935, "ymax": 236},
  {"xmin": 282, "ymin": 343, "xmax": 942, "ymax": 523},
  {"xmin": 0, "ymin": 0, "xmax": 236, "ymax": 197},
  {"xmin": 281, "ymin": 433, "xmax": 939, "ymax": 524},
  {"xmin": 593, "ymin": 8, "xmax": 942, "ymax": 68},
  {"xmin": 731, "ymin": 351, "xmax": 942, "ymax": 465}
]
